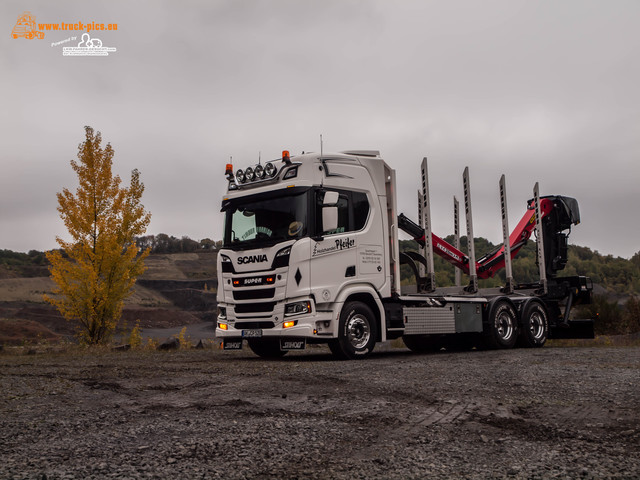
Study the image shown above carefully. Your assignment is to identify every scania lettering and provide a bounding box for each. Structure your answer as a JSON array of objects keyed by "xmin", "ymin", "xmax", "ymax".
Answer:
[
  {"xmin": 216, "ymin": 150, "xmax": 594, "ymax": 359},
  {"xmin": 237, "ymin": 254, "xmax": 268, "ymax": 265}
]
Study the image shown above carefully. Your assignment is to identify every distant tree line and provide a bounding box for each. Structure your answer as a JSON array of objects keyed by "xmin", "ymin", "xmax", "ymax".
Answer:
[
  {"xmin": 579, "ymin": 295, "xmax": 640, "ymax": 336},
  {"xmin": 134, "ymin": 234, "xmax": 222, "ymax": 254},
  {"xmin": 0, "ymin": 234, "xmax": 221, "ymax": 267},
  {"xmin": 0, "ymin": 249, "xmax": 48, "ymax": 266}
]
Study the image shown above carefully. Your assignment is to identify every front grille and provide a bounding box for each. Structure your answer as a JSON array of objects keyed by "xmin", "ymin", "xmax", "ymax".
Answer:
[
  {"xmin": 234, "ymin": 302, "xmax": 276, "ymax": 314},
  {"xmin": 235, "ymin": 321, "xmax": 275, "ymax": 329},
  {"xmin": 233, "ymin": 288, "xmax": 275, "ymax": 301}
]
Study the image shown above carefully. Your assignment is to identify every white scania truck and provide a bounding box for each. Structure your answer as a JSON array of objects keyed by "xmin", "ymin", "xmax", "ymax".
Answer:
[{"xmin": 215, "ymin": 150, "xmax": 593, "ymax": 359}]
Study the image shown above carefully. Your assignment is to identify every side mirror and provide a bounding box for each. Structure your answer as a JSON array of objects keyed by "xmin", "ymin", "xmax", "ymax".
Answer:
[{"xmin": 322, "ymin": 191, "xmax": 339, "ymax": 234}]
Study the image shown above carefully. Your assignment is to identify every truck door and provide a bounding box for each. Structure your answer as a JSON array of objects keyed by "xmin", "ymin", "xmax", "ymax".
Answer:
[{"xmin": 309, "ymin": 189, "xmax": 368, "ymax": 305}]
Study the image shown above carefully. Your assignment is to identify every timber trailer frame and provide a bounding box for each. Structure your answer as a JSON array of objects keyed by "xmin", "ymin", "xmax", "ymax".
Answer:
[{"xmin": 393, "ymin": 158, "xmax": 594, "ymax": 352}]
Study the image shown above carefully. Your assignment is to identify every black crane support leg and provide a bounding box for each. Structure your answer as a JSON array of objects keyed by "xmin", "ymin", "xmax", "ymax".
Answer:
[{"xmin": 562, "ymin": 290, "xmax": 574, "ymax": 327}]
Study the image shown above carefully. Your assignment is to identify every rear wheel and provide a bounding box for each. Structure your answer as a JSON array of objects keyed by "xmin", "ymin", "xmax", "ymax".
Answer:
[
  {"xmin": 483, "ymin": 300, "xmax": 518, "ymax": 349},
  {"xmin": 518, "ymin": 301, "xmax": 548, "ymax": 348},
  {"xmin": 329, "ymin": 301, "xmax": 377, "ymax": 360},
  {"xmin": 248, "ymin": 339, "xmax": 287, "ymax": 358}
]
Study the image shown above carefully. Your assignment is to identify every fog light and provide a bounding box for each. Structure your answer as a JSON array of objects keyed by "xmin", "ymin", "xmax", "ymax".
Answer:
[
  {"xmin": 217, "ymin": 322, "xmax": 228, "ymax": 331},
  {"xmin": 283, "ymin": 320, "xmax": 297, "ymax": 329}
]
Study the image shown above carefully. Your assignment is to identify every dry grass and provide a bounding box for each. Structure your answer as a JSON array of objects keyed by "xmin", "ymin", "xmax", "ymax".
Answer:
[
  {"xmin": 547, "ymin": 333, "xmax": 640, "ymax": 348},
  {"xmin": 0, "ymin": 318, "xmax": 61, "ymax": 345},
  {"xmin": 0, "ymin": 277, "xmax": 55, "ymax": 303},
  {"xmin": 0, "ymin": 277, "xmax": 170, "ymax": 307},
  {"xmin": 141, "ymin": 252, "xmax": 217, "ymax": 280}
]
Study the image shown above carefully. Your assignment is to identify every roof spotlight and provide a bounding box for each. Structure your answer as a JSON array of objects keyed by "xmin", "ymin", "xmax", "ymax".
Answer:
[
  {"xmin": 245, "ymin": 166, "xmax": 255, "ymax": 181},
  {"xmin": 236, "ymin": 169, "xmax": 246, "ymax": 183},
  {"xmin": 255, "ymin": 164, "xmax": 265, "ymax": 179},
  {"xmin": 265, "ymin": 162, "xmax": 276, "ymax": 177}
]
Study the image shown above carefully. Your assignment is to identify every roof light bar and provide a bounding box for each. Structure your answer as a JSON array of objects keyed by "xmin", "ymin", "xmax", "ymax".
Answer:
[{"xmin": 231, "ymin": 161, "xmax": 279, "ymax": 186}]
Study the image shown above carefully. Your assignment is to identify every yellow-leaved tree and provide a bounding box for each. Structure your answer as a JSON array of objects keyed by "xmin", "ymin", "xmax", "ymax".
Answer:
[{"xmin": 45, "ymin": 126, "xmax": 151, "ymax": 344}]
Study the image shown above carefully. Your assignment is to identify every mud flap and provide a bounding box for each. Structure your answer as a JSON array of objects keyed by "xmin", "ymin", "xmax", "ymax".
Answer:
[
  {"xmin": 549, "ymin": 319, "xmax": 595, "ymax": 339},
  {"xmin": 280, "ymin": 338, "xmax": 306, "ymax": 351},
  {"xmin": 223, "ymin": 338, "xmax": 243, "ymax": 350}
]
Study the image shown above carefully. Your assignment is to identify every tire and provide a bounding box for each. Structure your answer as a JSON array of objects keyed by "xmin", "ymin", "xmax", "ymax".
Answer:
[
  {"xmin": 518, "ymin": 300, "xmax": 548, "ymax": 348},
  {"xmin": 403, "ymin": 335, "xmax": 444, "ymax": 353},
  {"xmin": 247, "ymin": 338, "xmax": 287, "ymax": 358},
  {"xmin": 329, "ymin": 301, "xmax": 377, "ymax": 360},
  {"xmin": 483, "ymin": 300, "xmax": 518, "ymax": 349}
]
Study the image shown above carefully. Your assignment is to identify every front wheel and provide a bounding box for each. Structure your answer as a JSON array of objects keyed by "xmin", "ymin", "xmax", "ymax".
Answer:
[
  {"xmin": 329, "ymin": 301, "xmax": 377, "ymax": 360},
  {"xmin": 483, "ymin": 300, "xmax": 518, "ymax": 349},
  {"xmin": 248, "ymin": 339, "xmax": 287, "ymax": 358}
]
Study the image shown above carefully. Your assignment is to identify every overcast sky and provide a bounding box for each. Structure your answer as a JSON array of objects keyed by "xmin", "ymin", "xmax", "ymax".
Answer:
[{"xmin": 2, "ymin": 0, "xmax": 639, "ymax": 259}]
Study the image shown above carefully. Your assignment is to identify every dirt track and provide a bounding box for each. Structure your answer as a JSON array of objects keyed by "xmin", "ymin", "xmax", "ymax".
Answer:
[{"xmin": 1, "ymin": 345, "xmax": 639, "ymax": 479}]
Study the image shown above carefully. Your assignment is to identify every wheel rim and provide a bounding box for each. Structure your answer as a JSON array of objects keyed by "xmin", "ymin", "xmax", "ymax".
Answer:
[
  {"xmin": 528, "ymin": 311, "xmax": 546, "ymax": 340},
  {"xmin": 496, "ymin": 311, "xmax": 514, "ymax": 341},
  {"xmin": 346, "ymin": 315, "xmax": 370, "ymax": 349}
]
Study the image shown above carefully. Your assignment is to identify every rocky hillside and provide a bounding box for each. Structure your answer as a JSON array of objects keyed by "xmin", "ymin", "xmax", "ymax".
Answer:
[{"xmin": 0, "ymin": 251, "xmax": 218, "ymax": 345}]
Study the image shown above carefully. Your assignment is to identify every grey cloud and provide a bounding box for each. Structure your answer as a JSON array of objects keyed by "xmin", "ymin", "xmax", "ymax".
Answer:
[{"xmin": 1, "ymin": 0, "xmax": 638, "ymax": 258}]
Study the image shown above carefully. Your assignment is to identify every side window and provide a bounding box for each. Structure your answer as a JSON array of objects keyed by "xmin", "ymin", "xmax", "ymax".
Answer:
[
  {"xmin": 316, "ymin": 190, "xmax": 369, "ymax": 235},
  {"xmin": 353, "ymin": 192, "xmax": 370, "ymax": 230}
]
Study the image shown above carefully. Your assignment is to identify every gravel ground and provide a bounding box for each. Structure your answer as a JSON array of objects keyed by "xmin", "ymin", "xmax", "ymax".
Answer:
[{"xmin": 1, "ymin": 345, "xmax": 639, "ymax": 479}]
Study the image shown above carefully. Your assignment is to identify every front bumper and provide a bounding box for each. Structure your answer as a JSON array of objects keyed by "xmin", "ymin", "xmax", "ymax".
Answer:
[{"xmin": 215, "ymin": 298, "xmax": 335, "ymax": 340}]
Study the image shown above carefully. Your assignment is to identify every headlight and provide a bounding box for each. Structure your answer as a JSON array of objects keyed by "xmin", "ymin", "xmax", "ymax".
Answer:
[
  {"xmin": 285, "ymin": 300, "xmax": 312, "ymax": 317},
  {"xmin": 217, "ymin": 306, "xmax": 227, "ymax": 320}
]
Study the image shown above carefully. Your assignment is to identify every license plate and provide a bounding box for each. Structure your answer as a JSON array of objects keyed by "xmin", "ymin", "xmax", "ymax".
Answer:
[
  {"xmin": 280, "ymin": 339, "xmax": 306, "ymax": 351},
  {"xmin": 223, "ymin": 339, "xmax": 243, "ymax": 350},
  {"xmin": 242, "ymin": 329, "xmax": 263, "ymax": 338}
]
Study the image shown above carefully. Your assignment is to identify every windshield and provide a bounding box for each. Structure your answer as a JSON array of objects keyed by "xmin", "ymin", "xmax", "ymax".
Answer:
[{"xmin": 223, "ymin": 189, "xmax": 309, "ymax": 248}]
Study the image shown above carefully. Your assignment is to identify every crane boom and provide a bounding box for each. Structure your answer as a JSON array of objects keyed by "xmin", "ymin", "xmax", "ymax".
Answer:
[{"xmin": 397, "ymin": 195, "xmax": 580, "ymax": 280}]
